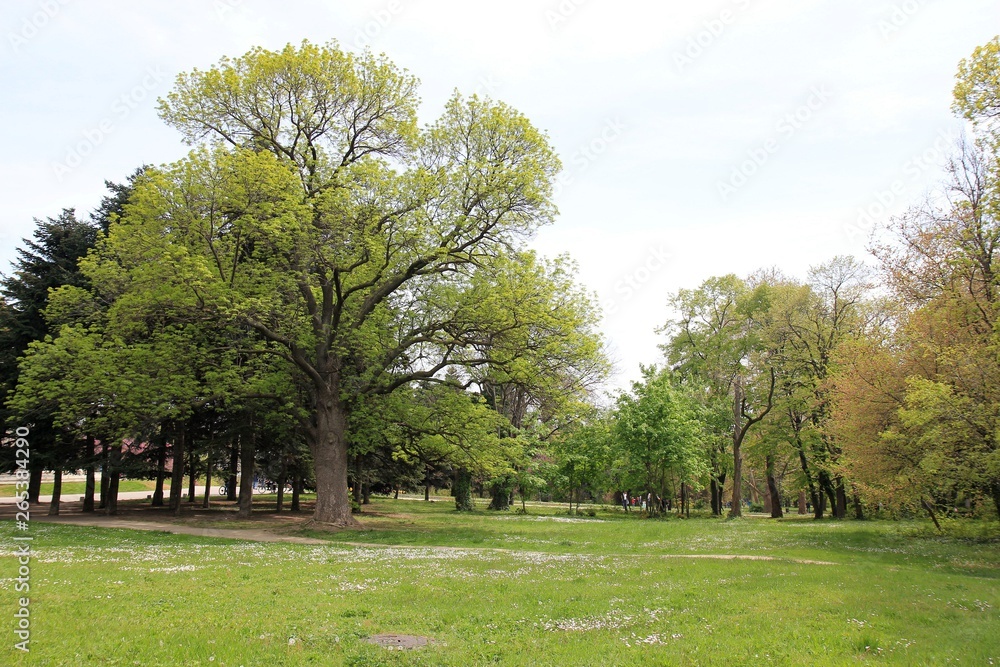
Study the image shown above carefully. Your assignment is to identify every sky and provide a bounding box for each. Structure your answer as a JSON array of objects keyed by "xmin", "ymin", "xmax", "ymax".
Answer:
[{"xmin": 1, "ymin": 0, "xmax": 996, "ymax": 392}]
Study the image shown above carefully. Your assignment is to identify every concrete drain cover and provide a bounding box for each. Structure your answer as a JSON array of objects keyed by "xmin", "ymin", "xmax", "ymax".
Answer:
[{"xmin": 366, "ymin": 633, "xmax": 431, "ymax": 650}]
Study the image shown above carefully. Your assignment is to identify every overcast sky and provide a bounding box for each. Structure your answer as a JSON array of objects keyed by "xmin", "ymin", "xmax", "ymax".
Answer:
[{"xmin": 1, "ymin": 0, "xmax": 996, "ymax": 391}]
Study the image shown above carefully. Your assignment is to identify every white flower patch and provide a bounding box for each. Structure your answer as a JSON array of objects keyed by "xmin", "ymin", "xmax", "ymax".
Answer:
[
  {"xmin": 539, "ymin": 604, "xmax": 666, "ymax": 633},
  {"xmin": 494, "ymin": 515, "xmax": 604, "ymax": 524},
  {"xmin": 148, "ymin": 565, "xmax": 197, "ymax": 573},
  {"xmin": 622, "ymin": 632, "xmax": 682, "ymax": 646}
]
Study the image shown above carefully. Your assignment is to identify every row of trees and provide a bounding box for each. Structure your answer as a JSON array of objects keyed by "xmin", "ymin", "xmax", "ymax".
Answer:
[
  {"xmin": 560, "ymin": 36, "xmax": 1000, "ymax": 524},
  {"xmin": 4, "ymin": 37, "xmax": 999, "ymax": 526},
  {"xmin": 1, "ymin": 42, "xmax": 610, "ymax": 524}
]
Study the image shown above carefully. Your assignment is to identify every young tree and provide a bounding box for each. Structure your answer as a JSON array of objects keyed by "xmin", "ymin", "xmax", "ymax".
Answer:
[{"xmin": 611, "ymin": 367, "xmax": 708, "ymax": 516}]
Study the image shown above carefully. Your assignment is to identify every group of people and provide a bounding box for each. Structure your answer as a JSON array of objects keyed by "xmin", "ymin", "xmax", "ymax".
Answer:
[{"xmin": 620, "ymin": 491, "xmax": 668, "ymax": 513}]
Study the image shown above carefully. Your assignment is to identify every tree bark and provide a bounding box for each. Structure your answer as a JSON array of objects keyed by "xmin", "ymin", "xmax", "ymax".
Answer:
[
  {"xmin": 238, "ymin": 432, "xmax": 254, "ymax": 518},
  {"xmin": 47, "ymin": 469, "xmax": 62, "ymax": 516},
  {"xmin": 99, "ymin": 441, "xmax": 109, "ymax": 509},
  {"xmin": 27, "ymin": 464, "xmax": 43, "ymax": 504},
  {"xmin": 834, "ymin": 477, "xmax": 848, "ymax": 519},
  {"xmin": 291, "ymin": 474, "xmax": 301, "ymax": 512},
  {"xmin": 766, "ymin": 454, "xmax": 783, "ymax": 519},
  {"xmin": 922, "ymin": 497, "xmax": 942, "ymax": 532},
  {"xmin": 187, "ymin": 441, "xmax": 197, "ymax": 503},
  {"xmin": 152, "ymin": 439, "xmax": 166, "ymax": 507},
  {"xmin": 276, "ymin": 458, "xmax": 286, "ymax": 513},
  {"xmin": 454, "ymin": 467, "xmax": 473, "ymax": 511},
  {"xmin": 105, "ymin": 469, "xmax": 120, "ymax": 516},
  {"xmin": 352, "ymin": 454, "xmax": 364, "ymax": 505},
  {"xmin": 798, "ymin": 490, "xmax": 807, "ymax": 515},
  {"xmin": 307, "ymin": 390, "xmax": 357, "ymax": 526},
  {"xmin": 83, "ymin": 465, "xmax": 96, "ymax": 513},
  {"xmin": 488, "ymin": 477, "xmax": 512, "ymax": 511},
  {"xmin": 729, "ymin": 378, "xmax": 744, "ymax": 518},
  {"xmin": 227, "ymin": 439, "xmax": 239, "ymax": 501},
  {"xmin": 202, "ymin": 459, "xmax": 212, "ymax": 508},
  {"xmin": 169, "ymin": 425, "xmax": 185, "ymax": 514}
]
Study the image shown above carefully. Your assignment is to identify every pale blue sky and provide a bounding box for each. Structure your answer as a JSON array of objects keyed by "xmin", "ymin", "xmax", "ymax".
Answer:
[{"xmin": 1, "ymin": 0, "xmax": 996, "ymax": 390}]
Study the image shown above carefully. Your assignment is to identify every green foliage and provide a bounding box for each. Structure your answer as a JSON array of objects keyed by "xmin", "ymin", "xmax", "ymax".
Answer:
[{"xmin": 611, "ymin": 367, "xmax": 708, "ymax": 508}]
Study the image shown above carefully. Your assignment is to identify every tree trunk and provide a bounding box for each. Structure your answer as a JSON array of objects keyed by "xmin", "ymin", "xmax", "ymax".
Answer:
[
  {"xmin": 83, "ymin": 466, "xmax": 96, "ymax": 513},
  {"xmin": 152, "ymin": 440, "xmax": 166, "ymax": 507},
  {"xmin": 834, "ymin": 478, "xmax": 847, "ymax": 519},
  {"xmin": 237, "ymin": 432, "xmax": 254, "ymax": 518},
  {"xmin": 308, "ymin": 391, "xmax": 357, "ymax": 526},
  {"xmin": 47, "ymin": 469, "xmax": 62, "ymax": 516},
  {"xmin": 729, "ymin": 378, "xmax": 744, "ymax": 518},
  {"xmin": 227, "ymin": 439, "xmax": 239, "ymax": 501},
  {"xmin": 766, "ymin": 454, "xmax": 783, "ymax": 519},
  {"xmin": 105, "ymin": 468, "xmax": 120, "ymax": 516},
  {"xmin": 424, "ymin": 483, "xmax": 430, "ymax": 502},
  {"xmin": 187, "ymin": 442, "xmax": 197, "ymax": 503},
  {"xmin": 853, "ymin": 494, "xmax": 864, "ymax": 520},
  {"xmin": 27, "ymin": 464, "xmax": 43, "ymax": 504},
  {"xmin": 352, "ymin": 454, "xmax": 364, "ymax": 505},
  {"xmin": 793, "ymin": 427, "xmax": 821, "ymax": 518},
  {"xmin": 798, "ymin": 490, "xmax": 807, "ymax": 515},
  {"xmin": 454, "ymin": 467, "xmax": 473, "ymax": 511},
  {"xmin": 169, "ymin": 425, "xmax": 185, "ymax": 514},
  {"xmin": 922, "ymin": 497, "xmax": 942, "ymax": 532},
  {"xmin": 99, "ymin": 441, "xmax": 109, "ymax": 509},
  {"xmin": 276, "ymin": 459, "xmax": 286, "ymax": 513},
  {"xmin": 291, "ymin": 474, "xmax": 301, "ymax": 512},
  {"xmin": 202, "ymin": 459, "xmax": 212, "ymax": 508},
  {"xmin": 488, "ymin": 477, "xmax": 512, "ymax": 511}
]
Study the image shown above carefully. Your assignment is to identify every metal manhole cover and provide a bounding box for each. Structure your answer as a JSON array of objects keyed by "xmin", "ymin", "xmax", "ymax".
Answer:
[{"xmin": 366, "ymin": 633, "xmax": 431, "ymax": 649}]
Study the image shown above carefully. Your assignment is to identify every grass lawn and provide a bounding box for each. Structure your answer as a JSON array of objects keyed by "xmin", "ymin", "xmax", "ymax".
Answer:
[
  {"xmin": 0, "ymin": 480, "xmax": 158, "ymax": 498},
  {"xmin": 1, "ymin": 499, "xmax": 997, "ymax": 666}
]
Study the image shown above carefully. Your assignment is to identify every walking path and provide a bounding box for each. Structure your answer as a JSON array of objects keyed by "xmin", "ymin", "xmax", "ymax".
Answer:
[{"xmin": 35, "ymin": 515, "xmax": 331, "ymax": 545}]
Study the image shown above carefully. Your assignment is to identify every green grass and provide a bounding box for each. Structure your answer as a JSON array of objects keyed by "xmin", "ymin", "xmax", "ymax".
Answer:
[
  {"xmin": 1, "ymin": 499, "xmax": 997, "ymax": 666},
  {"xmin": 0, "ymin": 480, "xmax": 157, "ymax": 498}
]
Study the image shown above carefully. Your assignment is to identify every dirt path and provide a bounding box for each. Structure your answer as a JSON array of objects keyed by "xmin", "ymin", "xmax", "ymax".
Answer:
[{"xmin": 36, "ymin": 515, "xmax": 332, "ymax": 545}]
